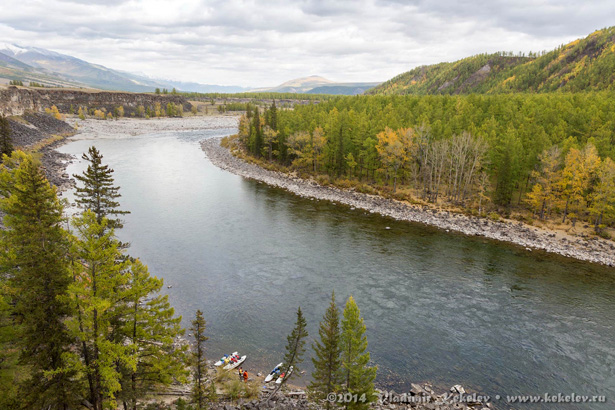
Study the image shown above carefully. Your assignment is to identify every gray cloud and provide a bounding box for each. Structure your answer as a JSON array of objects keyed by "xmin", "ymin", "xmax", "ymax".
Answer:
[{"xmin": 0, "ymin": 0, "xmax": 613, "ymax": 87}]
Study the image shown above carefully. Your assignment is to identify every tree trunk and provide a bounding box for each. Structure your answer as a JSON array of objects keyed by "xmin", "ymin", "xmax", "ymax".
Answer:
[
  {"xmin": 562, "ymin": 198, "xmax": 569, "ymax": 223},
  {"xmin": 540, "ymin": 199, "xmax": 546, "ymax": 220}
]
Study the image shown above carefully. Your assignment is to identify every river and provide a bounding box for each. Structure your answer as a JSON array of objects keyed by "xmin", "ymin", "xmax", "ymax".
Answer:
[{"xmin": 57, "ymin": 117, "xmax": 615, "ymax": 409}]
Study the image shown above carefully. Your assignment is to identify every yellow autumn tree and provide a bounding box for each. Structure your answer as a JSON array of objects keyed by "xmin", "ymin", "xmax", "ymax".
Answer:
[
  {"xmin": 375, "ymin": 127, "xmax": 414, "ymax": 192},
  {"xmin": 263, "ymin": 125, "xmax": 279, "ymax": 161},
  {"xmin": 44, "ymin": 105, "xmax": 64, "ymax": 120},
  {"xmin": 588, "ymin": 157, "xmax": 615, "ymax": 233},
  {"xmin": 287, "ymin": 127, "xmax": 326, "ymax": 172},
  {"xmin": 560, "ymin": 144, "xmax": 601, "ymax": 225},
  {"xmin": 526, "ymin": 146, "xmax": 561, "ymax": 219},
  {"xmin": 287, "ymin": 131, "xmax": 313, "ymax": 170},
  {"xmin": 93, "ymin": 109, "xmax": 106, "ymax": 120},
  {"xmin": 311, "ymin": 127, "xmax": 326, "ymax": 173}
]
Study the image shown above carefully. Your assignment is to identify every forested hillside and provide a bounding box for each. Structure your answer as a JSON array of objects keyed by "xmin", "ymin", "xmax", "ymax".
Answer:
[
  {"xmin": 369, "ymin": 27, "xmax": 615, "ymax": 95},
  {"xmin": 235, "ymin": 93, "xmax": 615, "ymax": 235}
]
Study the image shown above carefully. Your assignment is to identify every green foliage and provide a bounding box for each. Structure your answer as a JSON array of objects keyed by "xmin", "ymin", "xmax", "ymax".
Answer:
[
  {"xmin": 8, "ymin": 80, "xmax": 23, "ymax": 86},
  {"xmin": 0, "ymin": 151, "xmax": 76, "ymax": 408},
  {"xmin": 234, "ymin": 91, "xmax": 615, "ymax": 229},
  {"xmin": 340, "ymin": 297, "xmax": 376, "ymax": 410},
  {"xmin": 369, "ymin": 27, "xmax": 615, "ymax": 95},
  {"xmin": 0, "ymin": 115, "xmax": 13, "ymax": 159},
  {"xmin": 166, "ymin": 102, "xmax": 183, "ymax": 117},
  {"xmin": 282, "ymin": 307, "xmax": 308, "ymax": 381},
  {"xmin": 191, "ymin": 310, "xmax": 208, "ymax": 409},
  {"xmin": 116, "ymin": 259, "xmax": 188, "ymax": 409},
  {"xmin": 179, "ymin": 91, "xmax": 333, "ymax": 101},
  {"xmin": 74, "ymin": 146, "xmax": 130, "ymax": 229},
  {"xmin": 309, "ymin": 292, "xmax": 343, "ymax": 409},
  {"xmin": 66, "ymin": 210, "xmax": 135, "ymax": 409}
]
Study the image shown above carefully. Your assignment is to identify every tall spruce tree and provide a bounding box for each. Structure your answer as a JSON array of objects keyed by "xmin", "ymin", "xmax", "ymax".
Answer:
[
  {"xmin": 252, "ymin": 107, "xmax": 263, "ymax": 157},
  {"xmin": 0, "ymin": 151, "xmax": 76, "ymax": 408},
  {"xmin": 282, "ymin": 307, "xmax": 309, "ymax": 380},
  {"xmin": 116, "ymin": 259, "xmax": 188, "ymax": 410},
  {"xmin": 0, "ymin": 115, "xmax": 13, "ymax": 159},
  {"xmin": 74, "ymin": 146, "xmax": 129, "ymax": 229},
  {"xmin": 191, "ymin": 310, "xmax": 208, "ymax": 410},
  {"xmin": 266, "ymin": 101, "xmax": 278, "ymax": 131},
  {"xmin": 309, "ymin": 291, "xmax": 343, "ymax": 409},
  {"xmin": 340, "ymin": 297, "xmax": 377, "ymax": 410},
  {"xmin": 66, "ymin": 210, "xmax": 135, "ymax": 410},
  {"xmin": 267, "ymin": 307, "xmax": 309, "ymax": 402}
]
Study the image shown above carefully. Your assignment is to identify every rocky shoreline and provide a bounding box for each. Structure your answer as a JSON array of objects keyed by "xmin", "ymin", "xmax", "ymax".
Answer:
[{"xmin": 201, "ymin": 137, "xmax": 615, "ymax": 267}]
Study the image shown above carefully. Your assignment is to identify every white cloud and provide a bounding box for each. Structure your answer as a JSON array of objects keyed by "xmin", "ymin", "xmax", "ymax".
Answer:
[{"xmin": 0, "ymin": 0, "xmax": 613, "ymax": 87}]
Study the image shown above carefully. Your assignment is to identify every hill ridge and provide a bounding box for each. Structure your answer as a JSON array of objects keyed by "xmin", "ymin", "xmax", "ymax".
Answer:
[{"xmin": 368, "ymin": 27, "xmax": 615, "ymax": 95}]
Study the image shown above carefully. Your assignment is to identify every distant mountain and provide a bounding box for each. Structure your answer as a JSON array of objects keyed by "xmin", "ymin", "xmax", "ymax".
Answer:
[
  {"xmin": 256, "ymin": 75, "xmax": 379, "ymax": 94},
  {"xmin": 162, "ymin": 80, "xmax": 249, "ymax": 94},
  {"xmin": 0, "ymin": 43, "xmax": 247, "ymax": 93},
  {"xmin": 368, "ymin": 26, "xmax": 615, "ymax": 95},
  {"xmin": 0, "ymin": 50, "xmax": 33, "ymax": 71},
  {"xmin": 306, "ymin": 83, "xmax": 380, "ymax": 95}
]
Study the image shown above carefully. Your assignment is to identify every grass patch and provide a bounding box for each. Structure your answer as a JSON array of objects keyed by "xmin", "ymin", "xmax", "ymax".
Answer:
[{"xmin": 27, "ymin": 134, "xmax": 64, "ymax": 152}]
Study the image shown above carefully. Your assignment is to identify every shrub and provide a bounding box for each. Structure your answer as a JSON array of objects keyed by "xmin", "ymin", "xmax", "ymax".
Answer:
[
  {"xmin": 335, "ymin": 178, "xmax": 358, "ymax": 189},
  {"xmin": 225, "ymin": 379, "xmax": 244, "ymax": 402},
  {"xmin": 316, "ymin": 175, "xmax": 330, "ymax": 186},
  {"xmin": 355, "ymin": 184, "xmax": 377, "ymax": 195},
  {"xmin": 44, "ymin": 105, "xmax": 64, "ymax": 120}
]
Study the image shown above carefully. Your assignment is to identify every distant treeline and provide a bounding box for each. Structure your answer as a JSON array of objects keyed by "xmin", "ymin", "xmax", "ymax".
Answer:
[
  {"xmin": 178, "ymin": 91, "xmax": 333, "ymax": 101},
  {"xmin": 236, "ymin": 93, "xmax": 615, "ymax": 235}
]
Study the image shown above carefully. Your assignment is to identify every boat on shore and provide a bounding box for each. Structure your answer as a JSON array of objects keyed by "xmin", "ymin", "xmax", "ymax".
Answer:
[
  {"xmin": 276, "ymin": 366, "xmax": 293, "ymax": 384},
  {"xmin": 214, "ymin": 351, "xmax": 238, "ymax": 367},
  {"xmin": 265, "ymin": 362, "xmax": 284, "ymax": 383},
  {"xmin": 223, "ymin": 354, "xmax": 247, "ymax": 370}
]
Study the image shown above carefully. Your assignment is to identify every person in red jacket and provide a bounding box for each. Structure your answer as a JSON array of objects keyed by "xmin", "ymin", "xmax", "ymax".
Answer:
[{"xmin": 243, "ymin": 370, "xmax": 248, "ymax": 383}]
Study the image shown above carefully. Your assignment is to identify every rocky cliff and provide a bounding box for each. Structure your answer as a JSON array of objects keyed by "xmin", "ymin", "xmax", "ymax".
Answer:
[{"xmin": 0, "ymin": 86, "xmax": 192, "ymax": 116}]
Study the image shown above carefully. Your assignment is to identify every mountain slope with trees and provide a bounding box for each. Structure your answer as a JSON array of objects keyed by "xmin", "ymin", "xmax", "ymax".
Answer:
[{"xmin": 368, "ymin": 26, "xmax": 615, "ymax": 95}]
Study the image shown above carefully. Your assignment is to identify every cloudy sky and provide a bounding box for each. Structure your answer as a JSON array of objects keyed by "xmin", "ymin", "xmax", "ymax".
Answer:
[{"xmin": 1, "ymin": 0, "xmax": 614, "ymax": 87}]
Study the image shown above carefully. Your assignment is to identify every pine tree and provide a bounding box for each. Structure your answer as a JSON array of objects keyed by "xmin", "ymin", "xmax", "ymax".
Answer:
[
  {"xmin": 0, "ymin": 115, "xmax": 13, "ymax": 159},
  {"xmin": 309, "ymin": 292, "xmax": 343, "ymax": 409},
  {"xmin": 267, "ymin": 100, "xmax": 278, "ymax": 131},
  {"xmin": 266, "ymin": 307, "xmax": 308, "ymax": 403},
  {"xmin": 117, "ymin": 259, "xmax": 188, "ymax": 410},
  {"xmin": 252, "ymin": 107, "xmax": 263, "ymax": 157},
  {"xmin": 65, "ymin": 210, "xmax": 135, "ymax": 410},
  {"xmin": 340, "ymin": 297, "xmax": 377, "ymax": 410},
  {"xmin": 191, "ymin": 310, "xmax": 209, "ymax": 409},
  {"xmin": 282, "ymin": 307, "xmax": 309, "ymax": 380},
  {"xmin": 0, "ymin": 151, "xmax": 76, "ymax": 408},
  {"xmin": 0, "ymin": 116, "xmax": 13, "ymax": 159},
  {"xmin": 74, "ymin": 146, "xmax": 129, "ymax": 229},
  {"xmin": 0, "ymin": 281, "xmax": 19, "ymax": 407}
]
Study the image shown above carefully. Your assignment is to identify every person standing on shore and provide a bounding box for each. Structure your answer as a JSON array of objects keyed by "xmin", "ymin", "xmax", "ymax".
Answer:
[{"xmin": 238, "ymin": 367, "xmax": 243, "ymax": 380}]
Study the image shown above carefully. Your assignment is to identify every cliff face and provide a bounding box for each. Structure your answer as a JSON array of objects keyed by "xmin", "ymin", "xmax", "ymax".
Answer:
[{"xmin": 0, "ymin": 86, "xmax": 191, "ymax": 116}]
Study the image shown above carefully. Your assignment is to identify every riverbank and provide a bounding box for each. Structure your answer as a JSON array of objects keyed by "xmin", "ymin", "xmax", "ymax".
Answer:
[{"xmin": 201, "ymin": 137, "xmax": 615, "ymax": 267}]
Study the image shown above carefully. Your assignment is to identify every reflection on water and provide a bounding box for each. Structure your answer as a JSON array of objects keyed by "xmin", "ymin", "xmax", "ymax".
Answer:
[{"xmin": 57, "ymin": 122, "xmax": 615, "ymax": 409}]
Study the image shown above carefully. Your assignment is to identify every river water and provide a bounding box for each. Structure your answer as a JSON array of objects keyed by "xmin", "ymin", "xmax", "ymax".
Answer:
[{"xmin": 57, "ymin": 118, "xmax": 615, "ymax": 408}]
